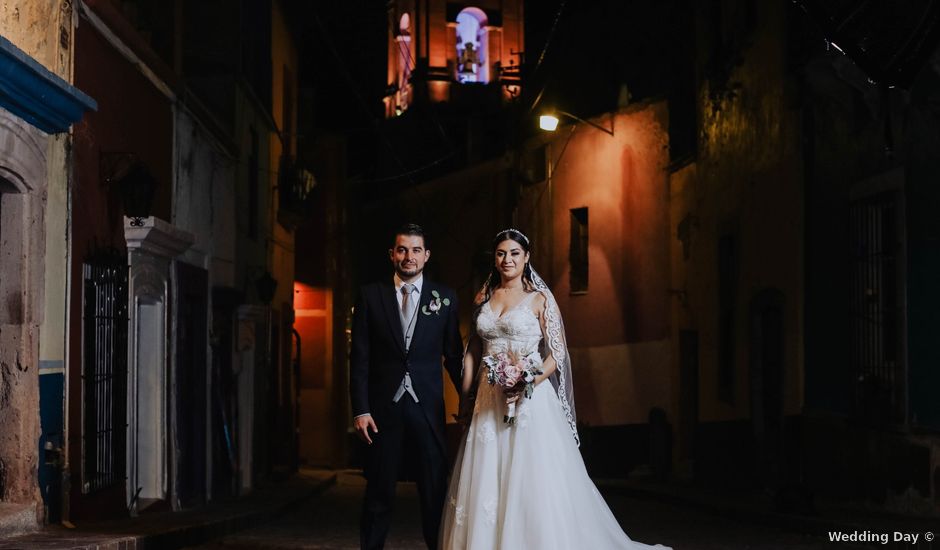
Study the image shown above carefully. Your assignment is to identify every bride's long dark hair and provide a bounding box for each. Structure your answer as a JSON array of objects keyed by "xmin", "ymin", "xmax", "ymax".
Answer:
[{"xmin": 478, "ymin": 229, "xmax": 536, "ymax": 310}]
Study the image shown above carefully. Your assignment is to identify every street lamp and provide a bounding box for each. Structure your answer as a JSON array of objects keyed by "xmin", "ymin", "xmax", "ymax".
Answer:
[
  {"xmin": 539, "ymin": 114, "xmax": 560, "ymax": 132},
  {"xmin": 538, "ymin": 110, "xmax": 614, "ymax": 136}
]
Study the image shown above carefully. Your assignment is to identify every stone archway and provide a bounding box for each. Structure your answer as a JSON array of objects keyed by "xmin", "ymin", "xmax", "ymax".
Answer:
[
  {"xmin": 0, "ymin": 109, "xmax": 49, "ymax": 527},
  {"xmin": 455, "ymin": 7, "xmax": 490, "ymax": 83}
]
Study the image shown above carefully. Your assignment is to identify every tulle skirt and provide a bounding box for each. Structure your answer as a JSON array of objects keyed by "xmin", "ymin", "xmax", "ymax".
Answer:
[{"xmin": 440, "ymin": 377, "xmax": 671, "ymax": 550}]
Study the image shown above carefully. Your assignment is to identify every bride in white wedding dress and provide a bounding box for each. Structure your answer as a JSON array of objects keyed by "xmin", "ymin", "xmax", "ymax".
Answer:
[{"xmin": 439, "ymin": 229, "xmax": 671, "ymax": 550}]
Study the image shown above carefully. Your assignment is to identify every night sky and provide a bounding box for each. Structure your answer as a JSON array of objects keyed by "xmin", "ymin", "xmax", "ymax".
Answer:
[
  {"xmin": 289, "ymin": 0, "xmax": 700, "ymax": 169},
  {"xmin": 289, "ymin": 0, "xmax": 388, "ymax": 132},
  {"xmin": 289, "ymin": 0, "xmax": 647, "ymax": 131}
]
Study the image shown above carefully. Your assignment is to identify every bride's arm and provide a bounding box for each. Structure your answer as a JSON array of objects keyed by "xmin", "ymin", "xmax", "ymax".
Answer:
[
  {"xmin": 461, "ymin": 291, "xmax": 487, "ymax": 394},
  {"xmin": 455, "ymin": 293, "xmax": 485, "ymax": 425},
  {"xmin": 462, "ymin": 329, "xmax": 482, "ymax": 396},
  {"xmin": 534, "ymin": 293, "xmax": 557, "ymax": 385}
]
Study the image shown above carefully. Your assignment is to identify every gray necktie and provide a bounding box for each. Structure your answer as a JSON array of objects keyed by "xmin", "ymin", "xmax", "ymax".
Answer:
[
  {"xmin": 394, "ymin": 283, "xmax": 419, "ymax": 403},
  {"xmin": 400, "ymin": 283, "xmax": 417, "ymax": 350}
]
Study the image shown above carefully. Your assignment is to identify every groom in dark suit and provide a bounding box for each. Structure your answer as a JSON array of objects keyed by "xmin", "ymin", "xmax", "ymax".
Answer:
[{"xmin": 351, "ymin": 223, "xmax": 463, "ymax": 550}]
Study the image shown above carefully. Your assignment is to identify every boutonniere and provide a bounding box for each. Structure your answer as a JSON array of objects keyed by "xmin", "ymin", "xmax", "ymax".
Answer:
[{"xmin": 422, "ymin": 290, "xmax": 451, "ymax": 315}]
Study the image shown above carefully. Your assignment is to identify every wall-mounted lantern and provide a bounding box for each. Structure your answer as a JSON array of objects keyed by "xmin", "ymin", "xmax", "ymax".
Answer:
[
  {"xmin": 102, "ymin": 153, "xmax": 157, "ymax": 227},
  {"xmin": 255, "ymin": 270, "xmax": 278, "ymax": 305},
  {"xmin": 119, "ymin": 163, "xmax": 157, "ymax": 227}
]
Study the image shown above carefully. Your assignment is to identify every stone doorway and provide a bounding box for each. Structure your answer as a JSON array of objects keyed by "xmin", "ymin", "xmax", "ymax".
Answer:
[{"xmin": 0, "ymin": 111, "xmax": 49, "ymax": 532}]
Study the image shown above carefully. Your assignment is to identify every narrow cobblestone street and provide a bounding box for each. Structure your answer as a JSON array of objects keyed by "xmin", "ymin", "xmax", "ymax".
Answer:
[{"xmin": 186, "ymin": 472, "xmax": 874, "ymax": 550}]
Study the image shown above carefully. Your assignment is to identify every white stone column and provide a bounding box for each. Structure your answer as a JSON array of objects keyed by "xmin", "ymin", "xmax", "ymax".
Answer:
[
  {"xmin": 235, "ymin": 304, "xmax": 269, "ymax": 493},
  {"xmin": 123, "ymin": 216, "xmax": 192, "ymax": 514}
]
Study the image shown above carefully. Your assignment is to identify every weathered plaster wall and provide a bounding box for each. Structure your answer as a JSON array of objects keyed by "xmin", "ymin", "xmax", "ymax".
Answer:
[
  {"xmin": 231, "ymin": 90, "xmax": 271, "ymax": 300},
  {"xmin": 172, "ymin": 105, "xmax": 236, "ymax": 285},
  {"xmin": 0, "ymin": 0, "xmax": 73, "ymax": 79},
  {"xmin": 0, "ymin": 1, "xmax": 80, "ymax": 527},
  {"xmin": 68, "ymin": 15, "xmax": 172, "ymax": 517},
  {"xmin": 269, "ymin": 0, "xmax": 298, "ymax": 308},
  {"xmin": 0, "ymin": 111, "xmax": 48, "ymax": 517},
  {"xmin": 38, "ymin": 135, "xmax": 70, "ymax": 367},
  {"xmin": 525, "ymin": 103, "xmax": 673, "ymax": 427},
  {"xmin": 675, "ymin": 0, "xmax": 804, "ymax": 424}
]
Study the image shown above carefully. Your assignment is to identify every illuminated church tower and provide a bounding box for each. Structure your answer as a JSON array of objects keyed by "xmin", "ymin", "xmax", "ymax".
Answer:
[{"xmin": 384, "ymin": 0, "xmax": 524, "ymax": 116}]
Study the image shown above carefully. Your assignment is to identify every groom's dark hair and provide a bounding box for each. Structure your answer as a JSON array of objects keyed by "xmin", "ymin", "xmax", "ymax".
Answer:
[{"xmin": 393, "ymin": 223, "xmax": 428, "ymax": 248}]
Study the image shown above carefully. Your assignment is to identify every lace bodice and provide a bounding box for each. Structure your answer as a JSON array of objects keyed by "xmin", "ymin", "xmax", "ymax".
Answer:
[{"xmin": 475, "ymin": 292, "xmax": 542, "ymax": 359}]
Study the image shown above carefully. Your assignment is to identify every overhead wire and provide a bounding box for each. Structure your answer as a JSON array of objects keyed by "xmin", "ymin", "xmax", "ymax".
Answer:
[
  {"xmin": 309, "ymin": 9, "xmax": 415, "ymax": 184},
  {"xmin": 525, "ymin": 0, "xmax": 568, "ymax": 114},
  {"xmin": 308, "ymin": 5, "xmax": 472, "ymax": 252},
  {"xmin": 311, "ymin": 8, "xmax": 458, "ymax": 187}
]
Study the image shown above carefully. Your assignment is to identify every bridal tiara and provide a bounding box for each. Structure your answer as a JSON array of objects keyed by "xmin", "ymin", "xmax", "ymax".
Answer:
[{"xmin": 497, "ymin": 228, "xmax": 530, "ymax": 245}]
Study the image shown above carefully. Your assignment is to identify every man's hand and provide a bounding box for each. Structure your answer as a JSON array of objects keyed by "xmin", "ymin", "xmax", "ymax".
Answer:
[
  {"xmin": 354, "ymin": 414, "xmax": 379, "ymax": 445},
  {"xmin": 453, "ymin": 398, "xmax": 474, "ymax": 428}
]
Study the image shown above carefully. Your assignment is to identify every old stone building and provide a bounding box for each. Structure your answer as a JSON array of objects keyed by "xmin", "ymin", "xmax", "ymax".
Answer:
[{"xmin": 0, "ymin": 1, "xmax": 96, "ymax": 534}]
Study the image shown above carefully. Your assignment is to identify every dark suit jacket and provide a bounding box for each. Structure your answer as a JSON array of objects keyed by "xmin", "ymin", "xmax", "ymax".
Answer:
[{"xmin": 349, "ymin": 278, "xmax": 463, "ymax": 450}]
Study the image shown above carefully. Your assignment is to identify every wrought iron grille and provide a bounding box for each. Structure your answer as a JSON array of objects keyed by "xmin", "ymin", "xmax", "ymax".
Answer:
[
  {"xmin": 82, "ymin": 248, "xmax": 129, "ymax": 493},
  {"xmin": 849, "ymin": 191, "xmax": 905, "ymax": 423}
]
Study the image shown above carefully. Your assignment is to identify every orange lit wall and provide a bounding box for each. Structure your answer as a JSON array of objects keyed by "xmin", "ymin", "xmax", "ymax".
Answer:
[
  {"xmin": 550, "ymin": 104, "xmax": 671, "ymax": 346},
  {"xmin": 293, "ymin": 282, "xmax": 333, "ymax": 465},
  {"xmin": 521, "ymin": 102, "xmax": 674, "ymax": 427},
  {"xmin": 270, "ymin": 0, "xmax": 299, "ymax": 314}
]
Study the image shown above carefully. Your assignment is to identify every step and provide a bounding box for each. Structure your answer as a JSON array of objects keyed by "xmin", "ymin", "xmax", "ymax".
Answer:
[{"xmin": 0, "ymin": 502, "xmax": 37, "ymax": 539}]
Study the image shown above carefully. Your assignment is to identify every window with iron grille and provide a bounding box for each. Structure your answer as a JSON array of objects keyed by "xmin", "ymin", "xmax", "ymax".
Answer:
[
  {"xmin": 849, "ymin": 190, "xmax": 905, "ymax": 424},
  {"xmin": 82, "ymin": 248, "xmax": 129, "ymax": 493}
]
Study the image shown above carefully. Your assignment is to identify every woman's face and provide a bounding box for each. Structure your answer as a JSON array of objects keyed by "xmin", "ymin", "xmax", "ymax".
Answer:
[{"xmin": 494, "ymin": 238, "xmax": 530, "ymax": 281}]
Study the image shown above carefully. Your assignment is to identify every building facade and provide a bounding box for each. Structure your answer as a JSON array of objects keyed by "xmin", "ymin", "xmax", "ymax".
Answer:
[{"xmin": 0, "ymin": 0, "xmax": 96, "ymax": 533}]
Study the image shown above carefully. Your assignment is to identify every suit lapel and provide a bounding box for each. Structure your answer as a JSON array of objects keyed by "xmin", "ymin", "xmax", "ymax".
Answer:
[
  {"xmin": 410, "ymin": 281, "xmax": 431, "ymax": 351},
  {"xmin": 379, "ymin": 280, "xmax": 406, "ymax": 356}
]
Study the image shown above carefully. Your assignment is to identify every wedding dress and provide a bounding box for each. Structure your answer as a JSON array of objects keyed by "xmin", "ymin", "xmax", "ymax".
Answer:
[{"xmin": 439, "ymin": 291, "xmax": 671, "ymax": 549}]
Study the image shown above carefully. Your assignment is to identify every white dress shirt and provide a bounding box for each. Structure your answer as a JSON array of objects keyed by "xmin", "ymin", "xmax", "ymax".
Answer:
[{"xmin": 394, "ymin": 273, "xmax": 423, "ymax": 311}]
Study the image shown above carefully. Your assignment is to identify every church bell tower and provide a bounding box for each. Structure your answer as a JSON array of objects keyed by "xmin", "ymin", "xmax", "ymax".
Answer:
[{"xmin": 384, "ymin": 0, "xmax": 524, "ymax": 117}]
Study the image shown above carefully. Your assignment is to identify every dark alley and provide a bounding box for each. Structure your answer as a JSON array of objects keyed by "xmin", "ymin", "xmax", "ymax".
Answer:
[{"xmin": 1, "ymin": 0, "xmax": 940, "ymax": 548}]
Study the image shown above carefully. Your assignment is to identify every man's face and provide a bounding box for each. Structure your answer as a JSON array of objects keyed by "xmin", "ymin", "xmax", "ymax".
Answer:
[{"xmin": 389, "ymin": 234, "xmax": 430, "ymax": 279}]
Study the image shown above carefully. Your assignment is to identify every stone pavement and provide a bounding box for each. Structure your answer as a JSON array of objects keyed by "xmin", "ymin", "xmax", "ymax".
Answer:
[
  {"xmin": 187, "ymin": 471, "xmax": 421, "ymax": 550},
  {"xmin": 186, "ymin": 471, "xmax": 908, "ymax": 549},
  {"xmin": 4, "ymin": 469, "xmax": 937, "ymax": 549},
  {"xmin": 0, "ymin": 470, "xmax": 336, "ymax": 550},
  {"xmin": 596, "ymin": 476, "xmax": 940, "ymax": 550}
]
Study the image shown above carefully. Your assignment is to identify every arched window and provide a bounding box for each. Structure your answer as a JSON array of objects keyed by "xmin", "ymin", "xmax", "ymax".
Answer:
[
  {"xmin": 399, "ymin": 12, "xmax": 411, "ymax": 35},
  {"xmin": 456, "ymin": 7, "xmax": 488, "ymax": 83},
  {"xmin": 395, "ymin": 12, "xmax": 414, "ymax": 111}
]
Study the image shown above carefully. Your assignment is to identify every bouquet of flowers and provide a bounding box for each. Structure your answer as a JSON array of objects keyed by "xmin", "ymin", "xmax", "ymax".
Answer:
[{"xmin": 482, "ymin": 351, "xmax": 543, "ymax": 424}]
